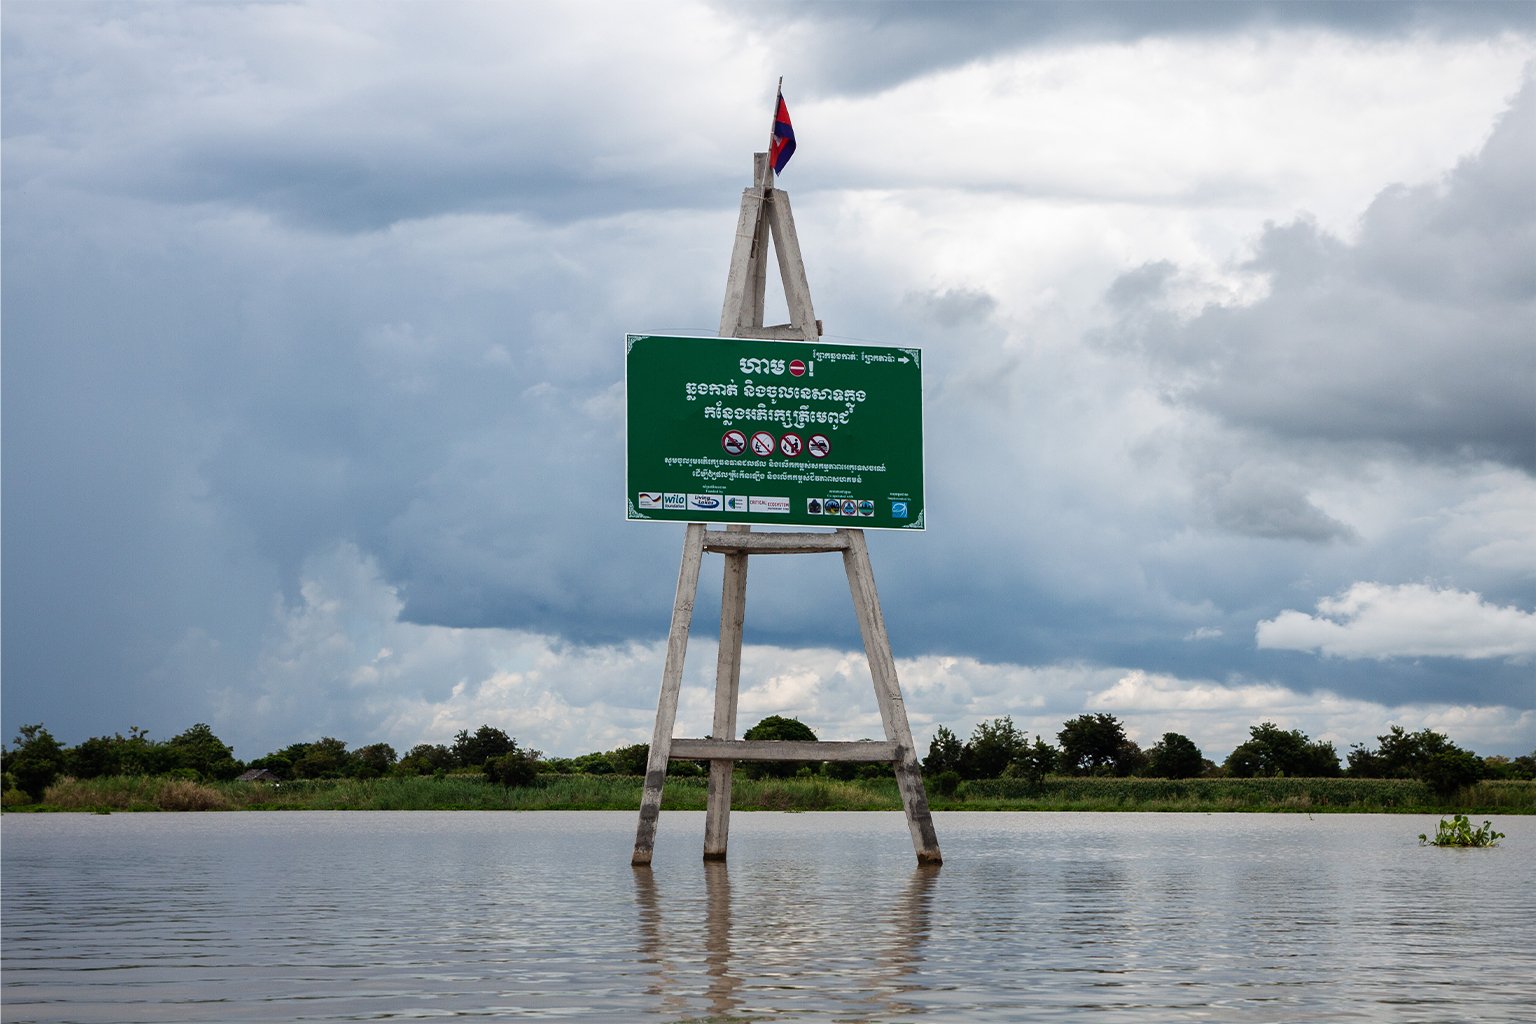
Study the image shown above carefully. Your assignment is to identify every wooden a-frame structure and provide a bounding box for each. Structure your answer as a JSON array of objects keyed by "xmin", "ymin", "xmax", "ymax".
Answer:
[{"xmin": 630, "ymin": 153, "xmax": 942, "ymax": 867}]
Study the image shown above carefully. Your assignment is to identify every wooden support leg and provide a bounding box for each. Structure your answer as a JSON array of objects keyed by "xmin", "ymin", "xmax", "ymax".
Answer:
[
  {"xmin": 841, "ymin": 529, "xmax": 943, "ymax": 865},
  {"xmin": 632, "ymin": 523, "xmax": 707, "ymax": 867},
  {"xmin": 719, "ymin": 186, "xmax": 766, "ymax": 338},
  {"xmin": 704, "ymin": 526, "xmax": 750, "ymax": 860},
  {"xmin": 765, "ymin": 188, "xmax": 818, "ymax": 341}
]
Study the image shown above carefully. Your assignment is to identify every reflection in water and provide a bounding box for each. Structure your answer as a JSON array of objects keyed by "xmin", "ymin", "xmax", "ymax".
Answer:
[
  {"xmin": 6, "ymin": 812, "xmax": 1536, "ymax": 1022},
  {"xmin": 633, "ymin": 857, "xmax": 940, "ymax": 1021},
  {"xmin": 702, "ymin": 861, "xmax": 740, "ymax": 1017},
  {"xmin": 873, "ymin": 864, "xmax": 940, "ymax": 1018}
]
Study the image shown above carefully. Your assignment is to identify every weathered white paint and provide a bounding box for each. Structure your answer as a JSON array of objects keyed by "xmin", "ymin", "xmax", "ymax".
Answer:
[
  {"xmin": 630, "ymin": 523, "xmax": 705, "ymax": 867},
  {"xmin": 704, "ymin": 524, "xmax": 750, "ymax": 860}
]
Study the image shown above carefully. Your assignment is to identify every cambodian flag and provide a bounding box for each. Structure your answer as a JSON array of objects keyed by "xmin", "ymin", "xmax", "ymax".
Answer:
[{"xmin": 770, "ymin": 91, "xmax": 796, "ymax": 174}]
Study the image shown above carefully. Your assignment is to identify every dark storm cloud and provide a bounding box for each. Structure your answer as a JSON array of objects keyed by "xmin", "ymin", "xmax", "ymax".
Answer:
[
  {"xmin": 727, "ymin": 1, "xmax": 1536, "ymax": 95},
  {"xmin": 4, "ymin": 1, "xmax": 1532, "ymax": 758},
  {"xmin": 905, "ymin": 286, "xmax": 1000, "ymax": 329},
  {"xmin": 1201, "ymin": 467, "xmax": 1358, "ymax": 543},
  {"xmin": 1107, "ymin": 76, "xmax": 1536, "ymax": 473},
  {"xmin": 0, "ymin": 2, "xmax": 744, "ymax": 234},
  {"xmin": 110, "ymin": 137, "xmax": 736, "ymax": 233}
]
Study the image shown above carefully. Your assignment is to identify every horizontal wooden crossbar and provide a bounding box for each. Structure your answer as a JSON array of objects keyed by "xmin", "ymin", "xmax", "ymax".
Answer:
[
  {"xmin": 732, "ymin": 321, "xmax": 823, "ymax": 340},
  {"xmin": 701, "ymin": 530, "xmax": 850, "ymax": 554},
  {"xmin": 669, "ymin": 738, "xmax": 900, "ymax": 762}
]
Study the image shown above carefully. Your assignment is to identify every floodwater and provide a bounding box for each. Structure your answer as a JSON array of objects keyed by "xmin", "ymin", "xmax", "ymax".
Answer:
[{"xmin": 3, "ymin": 811, "xmax": 1533, "ymax": 1023}]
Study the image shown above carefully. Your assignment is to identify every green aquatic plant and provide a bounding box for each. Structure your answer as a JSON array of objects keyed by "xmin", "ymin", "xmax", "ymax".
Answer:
[{"xmin": 1419, "ymin": 813, "xmax": 1505, "ymax": 847}]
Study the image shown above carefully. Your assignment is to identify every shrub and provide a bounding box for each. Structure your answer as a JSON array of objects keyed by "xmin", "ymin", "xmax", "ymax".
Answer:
[
  {"xmin": 6, "ymin": 724, "xmax": 66, "ymax": 800},
  {"xmin": 484, "ymin": 747, "xmax": 540, "ymax": 788},
  {"xmin": 930, "ymin": 769, "xmax": 961, "ymax": 797},
  {"xmin": 157, "ymin": 779, "xmax": 232, "ymax": 811},
  {"xmin": 741, "ymin": 715, "xmax": 817, "ymax": 779}
]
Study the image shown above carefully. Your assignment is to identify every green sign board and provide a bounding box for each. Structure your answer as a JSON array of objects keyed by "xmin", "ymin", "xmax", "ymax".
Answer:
[{"xmin": 626, "ymin": 334, "xmax": 925, "ymax": 530}]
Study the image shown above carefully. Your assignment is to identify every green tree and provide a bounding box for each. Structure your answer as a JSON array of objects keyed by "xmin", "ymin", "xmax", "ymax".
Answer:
[
  {"xmin": 110, "ymin": 726, "xmax": 176, "ymax": 776},
  {"xmin": 453, "ymin": 725, "xmax": 515, "ymax": 769},
  {"xmin": 6, "ymin": 724, "xmax": 67, "ymax": 800},
  {"xmin": 742, "ymin": 715, "xmax": 817, "ymax": 779},
  {"xmin": 67, "ymin": 735, "xmax": 127, "ymax": 779},
  {"xmin": 962, "ymin": 716, "xmax": 1028, "ymax": 779},
  {"xmin": 1511, "ymin": 750, "xmax": 1536, "ymax": 780},
  {"xmin": 166, "ymin": 723, "xmax": 242, "ymax": 781},
  {"xmin": 551, "ymin": 745, "xmax": 675, "ymax": 777},
  {"xmin": 1002, "ymin": 735, "xmax": 1059, "ymax": 786},
  {"xmin": 922, "ymin": 725, "xmax": 965, "ymax": 776},
  {"xmin": 1421, "ymin": 746, "xmax": 1485, "ymax": 795},
  {"xmin": 1057, "ymin": 714, "xmax": 1136, "ymax": 776},
  {"xmin": 293, "ymin": 738, "xmax": 351, "ymax": 779},
  {"xmin": 246, "ymin": 750, "xmax": 296, "ymax": 779},
  {"xmin": 569, "ymin": 751, "xmax": 617, "ymax": 774},
  {"xmin": 1146, "ymin": 732, "xmax": 1205, "ymax": 779},
  {"xmin": 349, "ymin": 742, "xmax": 398, "ymax": 779},
  {"xmin": 483, "ymin": 740, "xmax": 541, "ymax": 787},
  {"xmin": 606, "ymin": 743, "xmax": 650, "ymax": 775},
  {"xmin": 1347, "ymin": 726, "xmax": 1484, "ymax": 794},
  {"xmin": 1224, "ymin": 722, "xmax": 1340, "ymax": 778},
  {"xmin": 395, "ymin": 743, "xmax": 455, "ymax": 776},
  {"xmin": 1481, "ymin": 755, "xmax": 1515, "ymax": 780}
]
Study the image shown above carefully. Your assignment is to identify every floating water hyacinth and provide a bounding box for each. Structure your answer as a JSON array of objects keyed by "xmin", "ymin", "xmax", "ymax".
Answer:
[{"xmin": 1419, "ymin": 813, "xmax": 1505, "ymax": 847}]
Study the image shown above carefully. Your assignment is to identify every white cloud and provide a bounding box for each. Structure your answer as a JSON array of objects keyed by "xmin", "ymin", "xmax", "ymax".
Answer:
[
  {"xmin": 1432, "ymin": 470, "xmax": 1536, "ymax": 578},
  {"xmin": 1085, "ymin": 668, "xmax": 1535, "ymax": 757},
  {"xmin": 813, "ymin": 34, "xmax": 1529, "ymax": 233},
  {"xmin": 1256, "ymin": 582, "xmax": 1536, "ymax": 660},
  {"xmin": 206, "ymin": 544, "xmax": 1535, "ymax": 761}
]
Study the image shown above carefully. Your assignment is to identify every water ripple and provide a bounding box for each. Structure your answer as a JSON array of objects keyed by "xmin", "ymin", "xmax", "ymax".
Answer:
[{"xmin": 4, "ymin": 811, "xmax": 1534, "ymax": 1022}]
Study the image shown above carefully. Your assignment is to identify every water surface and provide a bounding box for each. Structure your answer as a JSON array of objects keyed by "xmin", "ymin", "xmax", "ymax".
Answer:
[{"xmin": 4, "ymin": 811, "xmax": 1533, "ymax": 1022}]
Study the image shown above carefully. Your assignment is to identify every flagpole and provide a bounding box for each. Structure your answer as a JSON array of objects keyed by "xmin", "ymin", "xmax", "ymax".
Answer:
[
  {"xmin": 764, "ymin": 77, "xmax": 786, "ymax": 189},
  {"xmin": 769, "ymin": 76, "xmax": 782, "ymax": 155}
]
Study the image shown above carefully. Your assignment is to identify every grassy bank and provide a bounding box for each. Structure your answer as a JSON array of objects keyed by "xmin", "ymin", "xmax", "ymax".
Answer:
[
  {"xmin": 11, "ymin": 773, "xmax": 1535, "ymax": 814},
  {"xmin": 953, "ymin": 776, "xmax": 1536, "ymax": 813}
]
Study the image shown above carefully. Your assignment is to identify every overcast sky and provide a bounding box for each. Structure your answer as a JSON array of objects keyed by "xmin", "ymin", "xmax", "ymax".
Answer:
[{"xmin": 4, "ymin": 1, "xmax": 1534, "ymax": 764}]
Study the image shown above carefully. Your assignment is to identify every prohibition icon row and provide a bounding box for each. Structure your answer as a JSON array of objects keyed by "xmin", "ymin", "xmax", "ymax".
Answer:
[{"xmin": 721, "ymin": 429, "xmax": 830, "ymax": 459}]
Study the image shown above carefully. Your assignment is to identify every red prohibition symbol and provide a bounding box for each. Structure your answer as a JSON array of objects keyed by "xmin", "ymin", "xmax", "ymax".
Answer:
[
  {"xmin": 749, "ymin": 431, "xmax": 776, "ymax": 457},
  {"xmin": 721, "ymin": 429, "xmax": 747, "ymax": 456},
  {"xmin": 808, "ymin": 434, "xmax": 830, "ymax": 458},
  {"xmin": 779, "ymin": 432, "xmax": 804, "ymax": 457},
  {"xmin": 788, "ymin": 359, "xmax": 806, "ymax": 377}
]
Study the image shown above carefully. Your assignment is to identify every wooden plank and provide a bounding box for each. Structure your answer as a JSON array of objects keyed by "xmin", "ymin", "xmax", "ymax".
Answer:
[
  {"xmin": 702, "ymin": 530, "xmax": 849, "ymax": 554},
  {"xmin": 704, "ymin": 525, "xmax": 749, "ymax": 860},
  {"xmin": 718, "ymin": 187, "xmax": 766, "ymax": 337},
  {"xmin": 766, "ymin": 188, "xmax": 819, "ymax": 341},
  {"xmin": 631, "ymin": 523, "xmax": 706, "ymax": 866},
  {"xmin": 842, "ymin": 529, "xmax": 943, "ymax": 865},
  {"xmin": 672, "ymin": 738, "xmax": 900, "ymax": 762},
  {"xmin": 747, "ymin": 188, "xmax": 768, "ymax": 331},
  {"xmin": 731, "ymin": 323, "xmax": 814, "ymax": 341}
]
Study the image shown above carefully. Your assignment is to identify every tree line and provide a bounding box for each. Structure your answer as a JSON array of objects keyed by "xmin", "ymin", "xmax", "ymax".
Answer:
[
  {"xmin": 5, "ymin": 714, "xmax": 1533, "ymax": 804},
  {"xmin": 916, "ymin": 714, "xmax": 1532, "ymax": 797}
]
